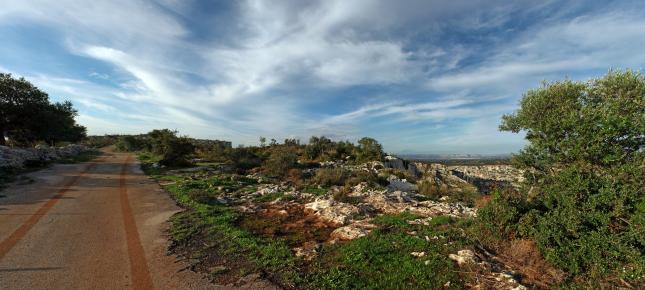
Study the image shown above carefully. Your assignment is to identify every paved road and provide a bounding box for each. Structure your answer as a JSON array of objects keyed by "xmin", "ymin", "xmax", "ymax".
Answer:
[{"xmin": 0, "ymin": 150, "xmax": 218, "ymax": 290}]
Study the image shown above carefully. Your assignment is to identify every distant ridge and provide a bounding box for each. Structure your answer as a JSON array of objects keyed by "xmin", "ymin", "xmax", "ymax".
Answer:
[{"xmin": 397, "ymin": 153, "xmax": 511, "ymax": 161}]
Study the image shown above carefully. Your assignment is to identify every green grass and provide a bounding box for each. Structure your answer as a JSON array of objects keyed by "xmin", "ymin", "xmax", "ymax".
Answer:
[
  {"xmin": 303, "ymin": 185, "xmax": 329, "ymax": 196},
  {"xmin": 308, "ymin": 212, "xmax": 470, "ymax": 289},
  {"xmin": 154, "ymin": 167, "xmax": 302, "ymax": 287},
  {"xmin": 142, "ymin": 154, "xmax": 478, "ymax": 289},
  {"xmin": 159, "ymin": 168, "xmax": 476, "ymax": 289}
]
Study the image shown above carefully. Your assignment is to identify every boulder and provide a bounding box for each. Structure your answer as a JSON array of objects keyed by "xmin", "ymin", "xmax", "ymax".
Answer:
[
  {"xmin": 386, "ymin": 176, "xmax": 417, "ymax": 192},
  {"xmin": 0, "ymin": 144, "xmax": 88, "ymax": 170},
  {"xmin": 383, "ymin": 155, "xmax": 421, "ymax": 176},
  {"xmin": 305, "ymin": 198, "xmax": 360, "ymax": 225},
  {"xmin": 448, "ymin": 249, "xmax": 478, "ymax": 265},
  {"xmin": 330, "ymin": 225, "xmax": 369, "ymax": 240}
]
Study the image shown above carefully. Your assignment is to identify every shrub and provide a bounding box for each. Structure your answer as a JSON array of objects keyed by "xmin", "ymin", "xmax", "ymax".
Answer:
[
  {"xmin": 355, "ymin": 137, "xmax": 384, "ymax": 162},
  {"xmin": 381, "ymin": 168, "xmax": 417, "ymax": 183},
  {"xmin": 285, "ymin": 168, "xmax": 304, "ymax": 189},
  {"xmin": 264, "ymin": 147, "xmax": 298, "ymax": 177},
  {"xmin": 158, "ymin": 136, "xmax": 194, "ymax": 166},
  {"xmin": 115, "ymin": 135, "xmax": 144, "ymax": 152},
  {"xmin": 304, "ymin": 136, "xmax": 356, "ymax": 161},
  {"xmin": 417, "ymin": 180, "xmax": 445, "ymax": 200},
  {"xmin": 228, "ymin": 147, "xmax": 262, "ymax": 173},
  {"xmin": 485, "ymin": 70, "xmax": 645, "ymax": 285},
  {"xmin": 344, "ymin": 170, "xmax": 388, "ymax": 188},
  {"xmin": 311, "ymin": 168, "xmax": 350, "ymax": 187}
]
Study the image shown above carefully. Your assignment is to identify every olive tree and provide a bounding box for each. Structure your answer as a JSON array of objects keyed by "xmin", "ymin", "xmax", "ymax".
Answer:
[{"xmin": 482, "ymin": 70, "xmax": 644, "ymax": 285}]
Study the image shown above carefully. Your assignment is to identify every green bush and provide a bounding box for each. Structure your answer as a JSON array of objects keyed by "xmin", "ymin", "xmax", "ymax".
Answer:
[
  {"xmin": 355, "ymin": 137, "xmax": 384, "ymax": 162},
  {"xmin": 311, "ymin": 168, "xmax": 350, "ymax": 187},
  {"xmin": 344, "ymin": 170, "xmax": 388, "ymax": 188},
  {"xmin": 483, "ymin": 70, "xmax": 645, "ymax": 285},
  {"xmin": 264, "ymin": 147, "xmax": 298, "ymax": 177},
  {"xmin": 159, "ymin": 137, "xmax": 194, "ymax": 166},
  {"xmin": 304, "ymin": 136, "xmax": 356, "ymax": 161},
  {"xmin": 228, "ymin": 147, "xmax": 262, "ymax": 172},
  {"xmin": 115, "ymin": 135, "xmax": 144, "ymax": 152}
]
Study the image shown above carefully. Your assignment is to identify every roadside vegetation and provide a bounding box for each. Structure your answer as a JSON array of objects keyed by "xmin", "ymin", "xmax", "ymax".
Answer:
[
  {"xmin": 470, "ymin": 70, "xmax": 645, "ymax": 288},
  {"xmin": 0, "ymin": 74, "xmax": 97, "ymax": 190},
  {"xmin": 125, "ymin": 70, "xmax": 644, "ymax": 289}
]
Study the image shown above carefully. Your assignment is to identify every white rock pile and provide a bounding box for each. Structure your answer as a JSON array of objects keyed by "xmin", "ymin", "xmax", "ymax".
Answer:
[{"xmin": 0, "ymin": 144, "xmax": 88, "ymax": 170}]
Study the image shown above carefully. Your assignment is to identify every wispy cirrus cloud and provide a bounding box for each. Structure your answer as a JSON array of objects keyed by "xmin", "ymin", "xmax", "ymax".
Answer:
[{"xmin": 1, "ymin": 0, "xmax": 644, "ymax": 153}]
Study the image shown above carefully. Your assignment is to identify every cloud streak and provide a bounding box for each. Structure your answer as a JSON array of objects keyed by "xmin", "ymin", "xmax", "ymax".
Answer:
[{"xmin": 1, "ymin": 0, "xmax": 644, "ymax": 153}]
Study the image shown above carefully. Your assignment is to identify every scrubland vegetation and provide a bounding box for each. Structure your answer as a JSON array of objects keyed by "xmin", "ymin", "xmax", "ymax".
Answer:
[
  {"xmin": 3, "ymin": 68, "xmax": 642, "ymax": 288},
  {"xmin": 478, "ymin": 70, "xmax": 644, "ymax": 287},
  {"xmin": 116, "ymin": 70, "xmax": 643, "ymax": 289}
]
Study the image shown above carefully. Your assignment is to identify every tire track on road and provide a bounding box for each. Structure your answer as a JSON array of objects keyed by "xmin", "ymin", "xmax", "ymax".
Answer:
[
  {"xmin": 0, "ymin": 160, "xmax": 100, "ymax": 260},
  {"xmin": 119, "ymin": 155, "xmax": 153, "ymax": 290}
]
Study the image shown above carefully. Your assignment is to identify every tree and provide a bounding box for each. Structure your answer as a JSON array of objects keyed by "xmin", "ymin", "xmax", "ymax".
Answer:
[
  {"xmin": 305, "ymin": 136, "xmax": 333, "ymax": 160},
  {"xmin": 486, "ymin": 70, "xmax": 644, "ymax": 284},
  {"xmin": 145, "ymin": 129, "xmax": 194, "ymax": 166},
  {"xmin": 355, "ymin": 137, "xmax": 384, "ymax": 162},
  {"xmin": 0, "ymin": 73, "xmax": 86, "ymax": 146},
  {"xmin": 30, "ymin": 101, "xmax": 87, "ymax": 144},
  {"xmin": 259, "ymin": 136, "xmax": 266, "ymax": 147},
  {"xmin": 0, "ymin": 73, "xmax": 49, "ymax": 145}
]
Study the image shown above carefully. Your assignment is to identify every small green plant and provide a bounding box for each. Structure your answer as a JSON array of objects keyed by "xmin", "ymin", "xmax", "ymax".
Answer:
[{"xmin": 302, "ymin": 186, "xmax": 328, "ymax": 196}]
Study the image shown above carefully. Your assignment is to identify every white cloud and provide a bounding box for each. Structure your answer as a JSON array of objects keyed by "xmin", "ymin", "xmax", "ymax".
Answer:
[
  {"xmin": 1, "ymin": 1, "xmax": 644, "ymax": 153},
  {"xmin": 427, "ymin": 12, "xmax": 645, "ymax": 92}
]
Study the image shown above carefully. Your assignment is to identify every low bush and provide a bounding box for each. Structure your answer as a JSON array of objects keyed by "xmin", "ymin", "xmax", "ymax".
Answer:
[
  {"xmin": 264, "ymin": 147, "xmax": 298, "ymax": 177},
  {"xmin": 115, "ymin": 135, "xmax": 144, "ymax": 152},
  {"xmin": 417, "ymin": 180, "xmax": 445, "ymax": 200},
  {"xmin": 344, "ymin": 170, "xmax": 388, "ymax": 188},
  {"xmin": 381, "ymin": 168, "xmax": 417, "ymax": 183},
  {"xmin": 228, "ymin": 147, "xmax": 262, "ymax": 173},
  {"xmin": 311, "ymin": 168, "xmax": 349, "ymax": 187}
]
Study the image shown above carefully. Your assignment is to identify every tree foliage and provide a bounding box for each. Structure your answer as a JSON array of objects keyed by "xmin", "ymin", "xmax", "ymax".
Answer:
[
  {"xmin": 265, "ymin": 146, "xmax": 298, "ymax": 177},
  {"xmin": 0, "ymin": 73, "xmax": 86, "ymax": 146},
  {"xmin": 356, "ymin": 137, "xmax": 384, "ymax": 162},
  {"xmin": 482, "ymin": 70, "xmax": 645, "ymax": 285}
]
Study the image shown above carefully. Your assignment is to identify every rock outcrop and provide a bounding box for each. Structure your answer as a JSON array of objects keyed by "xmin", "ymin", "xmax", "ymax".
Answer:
[
  {"xmin": 415, "ymin": 162, "xmax": 524, "ymax": 193},
  {"xmin": 384, "ymin": 155, "xmax": 421, "ymax": 177}
]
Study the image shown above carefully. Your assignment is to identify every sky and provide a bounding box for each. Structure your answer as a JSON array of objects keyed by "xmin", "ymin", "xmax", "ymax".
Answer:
[{"xmin": 1, "ymin": 0, "xmax": 645, "ymax": 154}]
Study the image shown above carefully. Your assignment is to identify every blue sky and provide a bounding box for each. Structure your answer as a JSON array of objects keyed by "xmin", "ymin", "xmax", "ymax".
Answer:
[{"xmin": 2, "ymin": 0, "xmax": 645, "ymax": 154}]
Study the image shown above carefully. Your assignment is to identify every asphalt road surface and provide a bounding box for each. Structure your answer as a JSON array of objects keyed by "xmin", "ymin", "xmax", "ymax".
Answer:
[{"xmin": 0, "ymin": 150, "xmax": 234, "ymax": 289}]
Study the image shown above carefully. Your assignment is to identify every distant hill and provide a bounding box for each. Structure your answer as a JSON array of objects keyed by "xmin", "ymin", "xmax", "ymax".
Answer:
[{"xmin": 397, "ymin": 153, "xmax": 512, "ymax": 165}]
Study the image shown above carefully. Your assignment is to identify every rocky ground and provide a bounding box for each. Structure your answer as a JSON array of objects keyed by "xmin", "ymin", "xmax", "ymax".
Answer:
[
  {"xmin": 0, "ymin": 144, "xmax": 89, "ymax": 169},
  {"xmin": 146, "ymin": 156, "xmax": 534, "ymax": 289}
]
